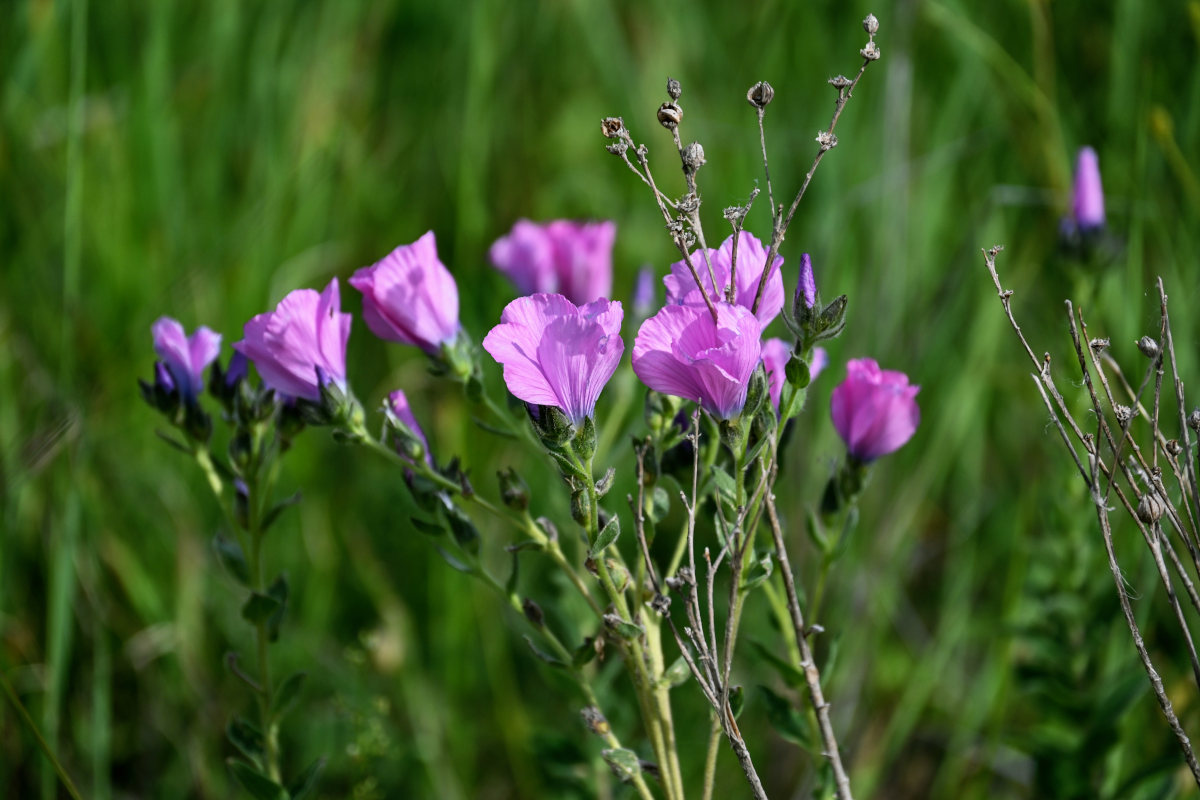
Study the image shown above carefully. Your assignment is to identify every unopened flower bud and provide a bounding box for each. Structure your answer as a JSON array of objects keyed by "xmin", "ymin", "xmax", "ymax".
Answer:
[
  {"xmin": 601, "ymin": 117, "xmax": 624, "ymax": 139},
  {"xmin": 497, "ymin": 467, "xmax": 530, "ymax": 511},
  {"xmin": 1137, "ymin": 491, "xmax": 1167, "ymax": 524},
  {"xmin": 863, "ymin": 13, "xmax": 879, "ymax": 35},
  {"xmin": 746, "ymin": 81, "xmax": 774, "ymax": 109},
  {"xmin": 682, "ymin": 141, "xmax": 705, "ymax": 172},
  {"xmin": 657, "ymin": 102, "xmax": 683, "ymax": 129},
  {"xmin": 522, "ymin": 598, "xmax": 544, "ymax": 627},
  {"xmin": 1137, "ymin": 336, "xmax": 1160, "ymax": 359},
  {"xmin": 571, "ymin": 487, "xmax": 591, "ymax": 526},
  {"xmin": 666, "ymin": 77, "xmax": 682, "ymax": 101},
  {"xmin": 1188, "ymin": 409, "xmax": 1200, "ymax": 432}
]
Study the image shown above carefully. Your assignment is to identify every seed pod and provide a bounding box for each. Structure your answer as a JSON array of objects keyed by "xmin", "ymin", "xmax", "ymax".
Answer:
[
  {"xmin": 666, "ymin": 77, "xmax": 682, "ymax": 101},
  {"xmin": 657, "ymin": 102, "xmax": 683, "ymax": 129},
  {"xmin": 746, "ymin": 81, "xmax": 774, "ymax": 109}
]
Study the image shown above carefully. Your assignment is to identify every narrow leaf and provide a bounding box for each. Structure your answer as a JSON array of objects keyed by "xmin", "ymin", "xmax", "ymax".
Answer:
[
  {"xmin": 760, "ymin": 684, "xmax": 812, "ymax": 748},
  {"xmin": 241, "ymin": 592, "xmax": 280, "ymax": 626},
  {"xmin": 409, "ymin": 516, "xmax": 445, "ymax": 537},
  {"xmin": 227, "ymin": 759, "xmax": 288, "ymax": 800},
  {"xmin": 287, "ymin": 757, "xmax": 327, "ymax": 800},
  {"xmin": 261, "ymin": 491, "xmax": 302, "ymax": 532},
  {"xmin": 214, "ymin": 535, "xmax": 251, "ymax": 587},
  {"xmin": 266, "ymin": 575, "xmax": 288, "ymax": 643},
  {"xmin": 226, "ymin": 718, "xmax": 264, "ymax": 764},
  {"xmin": 523, "ymin": 635, "xmax": 566, "ymax": 668},
  {"xmin": 270, "ymin": 672, "xmax": 307, "ymax": 719},
  {"xmin": 589, "ymin": 515, "xmax": 621, "ymax": 559},
  {"xmin": 601, "ymin": 748, "xmax": 642, "ymax": 782},
  {"xmin": 748, "ymin": 640, "xmax": 805, "ymax": 689},
  {"xmin": 434, "ymin": 546, "xmax": 474, "ymax": 574}
]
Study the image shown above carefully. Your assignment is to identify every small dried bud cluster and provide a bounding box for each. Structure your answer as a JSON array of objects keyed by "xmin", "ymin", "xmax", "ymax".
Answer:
[
  {"xmin": 1189, "ymin": 409, "xmax": 1200, "ymax": 432},
  {"xmin": 1114, "ymin": 404, "xmax": 1134, "ymax": 424},
  {"xmin": 658, "ymin": 102, "xmax": 683, "ymax": 130},
  {"xmin": 1089, "ymin": 337, "xmax": 1111, "ymax": 353},
  {"xmin": 816, "ymin": 130, "xmax": 838, "ymax": 151},
  {"xmin": 828, "ymin": 75, "xmax": 852, "ymax": 90},
  {"xmin": 581, "ymin": 706, "xmax": 610, "ymax": 736},
  {"xmin": 861, "ymin": 13, "xmax": 881, "ymax": 60},
  {"xmin": 746, "ymin": 81, "xmax": 774, "ymax": 109},
  {"xmin": 682, "ymin": 141, "xmax": 706, "ymax": 172},
  {"xmin": 1167, "ymin": 439, "xmax": 1184, "ymax": 456},
  {"xmin": 600, "ymin": 117, "xmax": 624, "ymax": 139},
  {"xmin": 1136, "ymin": 335, "xmax": 1160, "ymax": 359},
  {"xmin": 666, "ymin": 77, "xmax": 682, "ymax": 101}
]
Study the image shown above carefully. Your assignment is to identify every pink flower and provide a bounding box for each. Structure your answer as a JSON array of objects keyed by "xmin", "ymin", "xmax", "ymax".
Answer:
[
  {"xmin": 482, "ymin": 294, "xmax": 624, "ymax": 426},
  {"xmin": 350, "ymin": 231, "xmax": 460, "ymax": 354},
  {"xmin": 762, "ymin": 338, "xmax": 827, "ymax": 414},
  {"xmin": 830, "ymin": 358, "xmax": 920, "ymax": 461},
  {"xmin": 489, "ymin": 219, "xmax": 616, "ymax": 305},
  {"xmin": 663, "ymin": 232, "xmax": 784, "ymax": 328},
  {"xmin": 151, "ymin": 317, "xmax": 222, "ymax": 401},
  {"xmin": 233, "ymin": 278, "xmax": 351, "ymax": 402},
  {"xmin": 386, "ymin": 389, "xmax": 432, "ymax": 465},
  {"xmin": 1071, "ymin": 146, "xmax": 1105, "ymax": 230},
  {"xmin": 632, "ymin": 303, "xmax": 762, "ymax": 420}
]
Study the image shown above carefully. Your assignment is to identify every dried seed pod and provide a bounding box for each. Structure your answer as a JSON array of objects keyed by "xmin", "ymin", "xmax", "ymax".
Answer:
[
  {"xmin": 746, "ymin": 81, "xmax": 774, "ymax": 109},
  {"xmin": 600, "ymin": 117, "xmax": 624, "ymax": 139},
  {"xmin": 1137, "ymin": 336, "xmax": 1160, "ymax": 359},
  {"xmin": 1137, "ymin": 492, "xmax": 1167, "ymax": 524},
  {"xmin": 682, "ymin": 141, "xmax": 706, "ymax": 172},
  {"xmin": 666, "ymin": 77, "xmax": 682, "ymax": 100},
  {"xmin": 657, "ymin": 102, "xmax": 683, "ymax": 129},
  {"xmin": 863, "ymin": 13, "xmax": 879, "ymax": 35}
]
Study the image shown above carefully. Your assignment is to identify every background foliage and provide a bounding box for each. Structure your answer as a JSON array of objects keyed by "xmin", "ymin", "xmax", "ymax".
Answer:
[{"xmin": 3, "ymin": 0, "xmax": 1200, "ymax": 797}]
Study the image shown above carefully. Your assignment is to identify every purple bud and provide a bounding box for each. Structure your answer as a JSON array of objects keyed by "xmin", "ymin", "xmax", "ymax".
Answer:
[
  {"xmin": 387, "ymin": 389, "xmax": 432, "ymax": 465},
  {"xmin": 632, "ymin": 265, "xmax": 657, "ymax": 319},
  {"xmin": 225, "ymin": 351, "xmax": 248, "ymax": 387},
  {"xmin": 154, "ymin": 361, "xmax": 176, "ymax": 395},
  {"xmin": 1072, "ymin": 147, "xmax": 1105, "ymax": 230},
  {"xmin": 796, "ymin": 253, "xmax": 817, "ymax": 310},
  {"xmin": 151, "ymin": 317, "xmax": 222, "ymax": 401},
  {"xmin": 830, "ymin": 358, "xmax": 920, "ymax": 461}
]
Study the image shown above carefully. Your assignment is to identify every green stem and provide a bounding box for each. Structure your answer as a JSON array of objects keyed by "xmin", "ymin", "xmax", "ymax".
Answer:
[
  {"xmin": 701, "ymin": 716, "xmax": 723, "ymax": 800},
  {"xmin": 245, "ymin": 474, "xmax": 280, "ymax": 782},
  {"xmin": 0, "ymin": 668, "xmax": 84, "ymax": 800}
]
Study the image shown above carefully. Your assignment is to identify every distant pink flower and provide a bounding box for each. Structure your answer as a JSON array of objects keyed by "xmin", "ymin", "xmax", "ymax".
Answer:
[
  {"xmin": 387, "ymin": 389, "xmax": 432, "ymax": 465},
  {"xmin": 830, "ymin": 358, "xmax": 919, "ymax": 461},
  {"xmin": 663, "ymin": 232, "xmax": 784, "ymax": 328},
  {"xmin": 633, "ymin": 302, "xmax": 762, "ymax": 420},
  {"xmin": 762, "ymin": 338, "xmax": 827, "ymax": 414},
  {"xmin": 234, "ymin": 278, "xmax": 351, "ymax": 402},
  {"xmin": 1071, "ymin": 147, "xmax": 1105, "ymax": 230},
  {"xmin": 151, "ymin": 317, "xmax": 222, "ymax": 401},
  {"xmin": 350, "ymin": 231, "xmax": 460, "ymax": 354},
  {"xmin": 489, "ymin": 219, "xmax": 616, "ymax": 305},
  {"xmin": 482, "ymin": 294, "xmax": 624, "ymax": 426}
]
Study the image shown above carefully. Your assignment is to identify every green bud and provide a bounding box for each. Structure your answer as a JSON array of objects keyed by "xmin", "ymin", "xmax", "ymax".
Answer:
[
  {"xmin": 572, "ymin": 416, "xmax": 597, "ymax": 463},
  {"xmin": 497, "ymin": 467, "xmax": 530, "ymax": 511},
  {"xmin": 571, "ymin": 487, "xmax": 592, "ymax": 527}
]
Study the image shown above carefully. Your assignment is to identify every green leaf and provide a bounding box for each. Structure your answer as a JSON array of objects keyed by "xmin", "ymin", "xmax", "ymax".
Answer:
[
  {"xmin": 270, "ymin": 671, "xmax": 307, "ymax": 719},
  {"xmin": 505, "ymin": 549, "xmax": 520, "ymax": 597},
  {"xmin": 434, "ymin": 546, "xmax": 474, "ymax": 574},
  {"xmin": 409, "ymin": 516, "xmax": 445, "ymax": 537},
  {"xmin": 241, "ymin": 592, "xmax": 281, "ymax": 626},
  {"xmin": 649, "ymin": 487, "xmax": 670, "ymax": 523},
  {"xmin": 600, "ymin": 748, "xmax": 642, "ymax": 782},
  {"xmin": 805, "ymin": 509, "xmax": 828, "ymax": 551},
  {"xmin": 214, "ymin": 535, "xmax": 251, "ymax": 587},
  {"xmin": 660, "ymin": 656, "xmax": 691, "ymax": 689},
  {"xmin": 287, "ymin": 757, "xmax": 327, "ymax": 799},
  {"xmin": 744, "ymin": 434, "xmax": 771, "ymax": 469},
  {"xmin": 747, "ymin": 640, "xmax": 805, "ymax": 689},
  {"xmin": 226, "ymin": 717, "xmax": 264, "ymax": 764},
  {"xmin": 266, "ymin": 575, "xmax": 288, "ymax": 643},
  {"xmin": 759, "ymin": 684, "xmax": 812, "ymax": 748},
  {"xmin": 227, "ymin": 759, "xmax": 288, "ymax": 800},
  {"xmin": 572, "ymin": 637, "xmax": 597, "ymax": 668},
  {"xmin": 504, "ymin": 539, "xmax": 544, "ymax": 553},
  {"xmin": 710, "ymin": 466, "xmax": 737, "ymax": 505},
  {"xmin": 260, "ymin": 491, "xmax": 302, "ymax": 532},
  {"xmin": 742, "ymin": 550, "xmax": 774, "ymax": 591},
  {"xmin": 603, "ymin": 614, "xmax": 644, "ymax": 641},
  {"xmin": 589, "ymin": 515, "xmax": 621, "ymax": 559},
  {"xmin": 471, "ymin": 416, "xmax": 517, "ymax": 438},
  {"xmin": 523, "ymin": 635, "xmax": 566, "ymax": 668}
]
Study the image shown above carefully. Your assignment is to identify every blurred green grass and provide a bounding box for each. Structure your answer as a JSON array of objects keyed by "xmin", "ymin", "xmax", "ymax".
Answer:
[{"xmin": 2, "ymin": 0, "xmax": 1200, "ymax": 797}]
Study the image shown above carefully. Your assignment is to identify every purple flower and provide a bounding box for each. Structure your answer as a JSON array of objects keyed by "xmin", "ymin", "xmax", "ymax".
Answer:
[
  {"xmin": 830, "ymin": 358, "xmax": 920, "ymax": 461},
  {"xmin": 663, "ymin": 232, "xmax": 784, "ymax": 328},
  {"xmin": 482, "ymin": 294, "xmax": 624, "ymax": 426},
  {"xmin": 632, "ymin": 302, "xmax": 762, "ymax": 420},
  {"xmin": 151, "ymin": 317, "xmax": 222, "ymax": 401},
  {"xmin": 489, "ymin": 219, "xmax": 616, "ymax": 305},
  {"xmin": 1071, "ymin": 147, "xmax": 1105, "ymax": 230},
  {"xmin": 386, "ymin": 389, "xmax": 432, "ymax": 465},
  {"xmin": 350, "ymin": 231, "xmax": 460, "ymax": 355},
  {"xmin": 762, "ymin": 338, "xmax": 827, "ymax": 413},
  {"xmin": 233, "ymin": 278, "xmax": 351, "ymax": 402}
]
